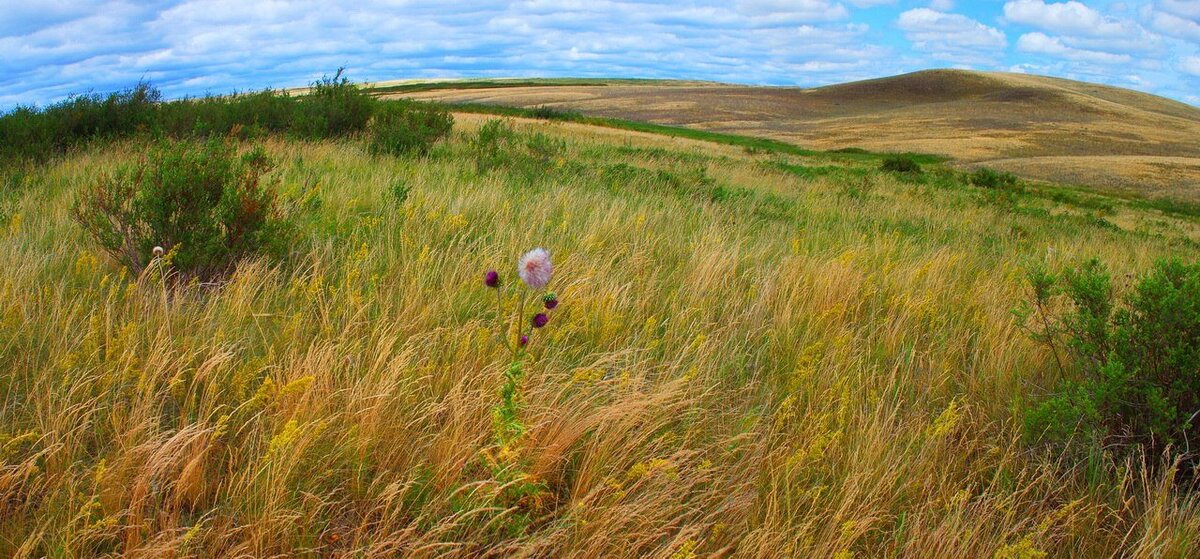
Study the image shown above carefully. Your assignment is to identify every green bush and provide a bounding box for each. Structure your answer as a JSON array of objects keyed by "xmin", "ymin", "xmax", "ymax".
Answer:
[
  {"xmin": 880, "ymin": 155, "xmax": 921, "ymax": 174},
  {"xmin": 472, "ymin": 119, "xmax": 518, "ymax": 173},
  {"xmin": 368, "ymin": 100, "xmax": 454, "ymax": 156},
  {"xmin": 1022, "ymin": 259, "xmax": 1200, "ymax": 470},
  {"xmin": 291, "ymin": 69, "xmax": 376, "ymax": 140},
  {"xmin": 71, "ymin": 138, "xmax": 291, "ymax": 282},
  {"xmin": 969, "ymin": 167, "xmax": 1020, "ymax": 190},
  {"xmin": 528, "ymin": 105, "xmax": 581, "ymax": 121}
]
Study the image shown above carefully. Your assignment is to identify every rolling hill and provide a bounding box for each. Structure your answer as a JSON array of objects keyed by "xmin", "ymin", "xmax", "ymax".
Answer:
[{"xmin": 386, "ymin": 70, "xmax": 1200, "ymax": 201}]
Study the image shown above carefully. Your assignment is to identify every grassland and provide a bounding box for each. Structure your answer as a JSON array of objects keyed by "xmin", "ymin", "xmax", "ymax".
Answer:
[
  {"xmin": 2, "ymin": 110, "xmax": 1200, "ymax": 558},
  {"xmin": 388, "ymin": 70, "xmax": 1200, "ymax": 202}
]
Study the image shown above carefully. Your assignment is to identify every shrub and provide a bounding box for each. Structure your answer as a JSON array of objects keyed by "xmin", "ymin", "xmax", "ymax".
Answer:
[
  {"xmin": 1022, "ymin": 258, "xmax": 1200, "ymax": 471},
  {"xmin": 969, "ymin": 167, "xmax": 1020, "ymax": 190},
  {"xmin": 880, "ymin": 155, "xmax": 921, "ymax": 174},
  {"xmin": 472, "ymin": 119, "xmax": 518, "ymax": 173},
  {"xmin": 388, "ymin": 179, "xmax": 411, "ymax": 205},
  {"xmin": 290, "ymin": 68, "xmax": 376, "ymax": 140},
  {"xmin": 71, "ymin": 138, "xmax": 291, "ymax": 282},
  {"xmin": 368, "ymin": 100, "xmax": 454, "ymax": 156},
  {"xmin": 472, "ymin": 119, "xmax": 564, "ymax": 177},
  {"xmin": 528, "ymin": 105, "xmax": 581, "ymax": 121}
]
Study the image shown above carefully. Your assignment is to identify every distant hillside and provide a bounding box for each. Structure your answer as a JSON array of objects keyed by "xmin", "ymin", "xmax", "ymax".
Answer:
[{"xmin": 387, "ymin": 70, "xmax": 1200, "ymax": 201}]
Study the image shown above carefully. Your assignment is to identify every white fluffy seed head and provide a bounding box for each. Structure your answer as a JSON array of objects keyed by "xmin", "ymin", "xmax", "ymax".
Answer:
[
  {"xmin": 517, "ymin": 248, "xmax": 552, "ymax": 289},
  {"xmin": 153, "ymin": 246, "xmax": 165, "ymax": 257}
]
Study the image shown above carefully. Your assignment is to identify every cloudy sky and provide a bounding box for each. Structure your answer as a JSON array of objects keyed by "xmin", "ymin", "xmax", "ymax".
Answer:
[{"xmin": 3, "ymin": 0, "xmax": 1200, "ymax": 109}]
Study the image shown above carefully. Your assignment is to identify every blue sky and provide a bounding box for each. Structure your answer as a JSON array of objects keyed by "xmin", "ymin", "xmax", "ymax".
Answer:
[{"xmin": 3, "ymin": 0, "xmax": 1199, "ymax": 110}]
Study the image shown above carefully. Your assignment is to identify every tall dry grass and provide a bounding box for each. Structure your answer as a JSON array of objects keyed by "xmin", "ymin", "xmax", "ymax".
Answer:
[{"xmin": 1, "ymin": 115, "xmax": 1198, "ymax": 557}]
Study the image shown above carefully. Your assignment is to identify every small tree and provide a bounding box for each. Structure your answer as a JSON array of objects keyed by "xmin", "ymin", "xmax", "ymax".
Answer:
[{"xmin": 72, "ymin": 138, "xmax": 290, "ymax": 282}]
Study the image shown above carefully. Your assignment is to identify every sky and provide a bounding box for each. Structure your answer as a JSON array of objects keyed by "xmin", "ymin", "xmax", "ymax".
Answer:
[{"xmin": 3, "ymin": 0, "xmax": 1200, "ymax": 110}]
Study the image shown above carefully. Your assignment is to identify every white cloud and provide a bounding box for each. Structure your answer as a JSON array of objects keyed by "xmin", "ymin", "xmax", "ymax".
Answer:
[
  {"xmin": 845, "ymin": 0, "xmax": 895, "ymax": 6},
  {"xmin": 734, "ymin": 0, "xmax": 849, "ymax": 21},
  {"xmin": 1003, "ymin": 0, "xmax": 1140, "ymax": 37},
  {"xmin": 929, "ymin": 0, "xmax": 955, "ymax": 10},
  {"xmin": 1147, "ymin": 7, "xmax": 1200, "ymax": 41},
  {"xmin": 896, "ymin": 8, "xmax": 1006, "ymax": 63},
  {"xmin": 1181, "ymin": 55, "xmax": 1200, "ymax": 76},
  {"xmin": 1158, "ymin": 0, "xmax": 1200, "ymax": 20},
  {"xmin": 1016, "ymin": 32, "xmax": 1132, "ymax": 64}
]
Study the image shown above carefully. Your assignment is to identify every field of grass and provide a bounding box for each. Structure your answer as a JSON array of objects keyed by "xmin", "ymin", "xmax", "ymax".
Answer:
[
  {"xmin": 388, "ymin": 70, "xmax": 1200, "ymax": 202},
  {"xmin": 2, "ymin": 110, "xmax": 1200, "ymax": 557}
]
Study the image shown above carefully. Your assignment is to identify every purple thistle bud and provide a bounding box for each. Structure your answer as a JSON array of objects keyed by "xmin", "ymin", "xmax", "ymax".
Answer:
[
  {"xmin": 484, "ymin": 270, "xmax": 500, "ymax": 288},
  {"xmin": 532, "ymin": 313, "xmax": 549, "ymax": 328},
  {"xmin": 543, "ymin": 292, "xmax": 558, "ymax": 310},
  {"xmin": 519, "ymin": 335, "xmax": 529, "ymax": 347}
]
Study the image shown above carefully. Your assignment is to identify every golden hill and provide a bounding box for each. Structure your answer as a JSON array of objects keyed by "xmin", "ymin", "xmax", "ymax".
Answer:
[{"xmin": 389, "ymin": 70, "xmax": 1200, "ymax": 201}]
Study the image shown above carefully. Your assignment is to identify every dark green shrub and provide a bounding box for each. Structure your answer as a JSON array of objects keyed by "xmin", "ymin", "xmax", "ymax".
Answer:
[
  {"xmin": 880, "ymin": 155, "xmax": 922, "ymax": 174},
  {"xmin": 71, "ymin": 138, "xmax": 291, "ymax": 281},
  {"xmin": 368, "ymin": 100, "xmax": 454, "ymax": 156},
  {"xmin": 291, "ymin": 68, "xmax": 376, "ymax": 140},
  {"xmin": 969, "ymin": 167, "xmax": 1020, "ymax": 190},
  {"xmin": 472, "ymin": 119, "xmax": 518, "ymax": 173},
  {"xmin": 388, "ymin": 180, "xmax": 411, "ymax": 206},
  {"xmin": 528, "ymin": 105, "xmax": 581, "ymax": 121},
  {"xmin": 469, "ymin": 119, "xmax": 565, "ymax": 181},
  {"xmin": 1022, "ymin": 259, "xmax": 1200, "ymax": 470}
]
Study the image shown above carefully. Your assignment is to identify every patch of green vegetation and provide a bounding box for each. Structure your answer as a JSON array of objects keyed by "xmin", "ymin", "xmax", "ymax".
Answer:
[
  {"xmin": 968, "ymin": 167, "xmax": 1021, "ymax": 190},
  {"xmin": 71, "ymin": 138, "xmax": 294, "ymax": 282},
  {"xmin": 1021, "ymin": 259, "xmax": 1200, "ymax": 473},
  {"xmin": 0, "ymin": 70, "xmax": 459, "ymax": 169},
  {"xmin": 368, "ymin": 100, "xmax": 454, "ymax": 157},
  {"xmin": 773, "ymin": 161, "xmax": 869, "ymax": 181},
  {"xmin": 1134, "ymin": 197, "xmax": 1200, "ymax": 219},
  {"xmin": 880, "ymin": 155, "xmax": 923, "ymax": 175},
  {"xmin": 470, "ymin": 119, "xmax": 564, "ymax": 181}
]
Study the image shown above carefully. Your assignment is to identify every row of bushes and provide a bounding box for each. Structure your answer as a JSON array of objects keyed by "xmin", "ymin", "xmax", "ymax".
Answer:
[
  {"xmin": 1, "ymin": 70, "xmax": 453, "ymax": 167},
  {"xmin": 880, "ymin": 155, "xmax": 1021, "ymax": 189}
]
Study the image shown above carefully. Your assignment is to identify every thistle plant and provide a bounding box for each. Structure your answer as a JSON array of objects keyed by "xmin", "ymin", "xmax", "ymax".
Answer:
[
  {"xmin": 484, "ymin": 247, "xmax": 559, "ymax": 449},
  {"xmin": 481, "ymin": 247, "xmax": 560, "ymax": 521}
]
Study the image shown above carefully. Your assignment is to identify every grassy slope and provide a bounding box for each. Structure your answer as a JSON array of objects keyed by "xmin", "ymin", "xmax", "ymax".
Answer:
[
  {"xmin": 1, "ymin": 113, "xmax": 1199, "ymax": 557},
  {"xmin": 384, "ymin": 70, "xmax": 1200, "ymax": 201}
]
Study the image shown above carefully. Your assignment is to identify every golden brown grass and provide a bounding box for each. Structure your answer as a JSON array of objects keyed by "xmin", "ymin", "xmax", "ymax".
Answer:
[
  {"xmin": 1, "ymin": 114, "xmax": 1199, "ymax": 557},
  {"xmin": 392, "ymin": 70, "xmax": 1200, "ymax": 201}
]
